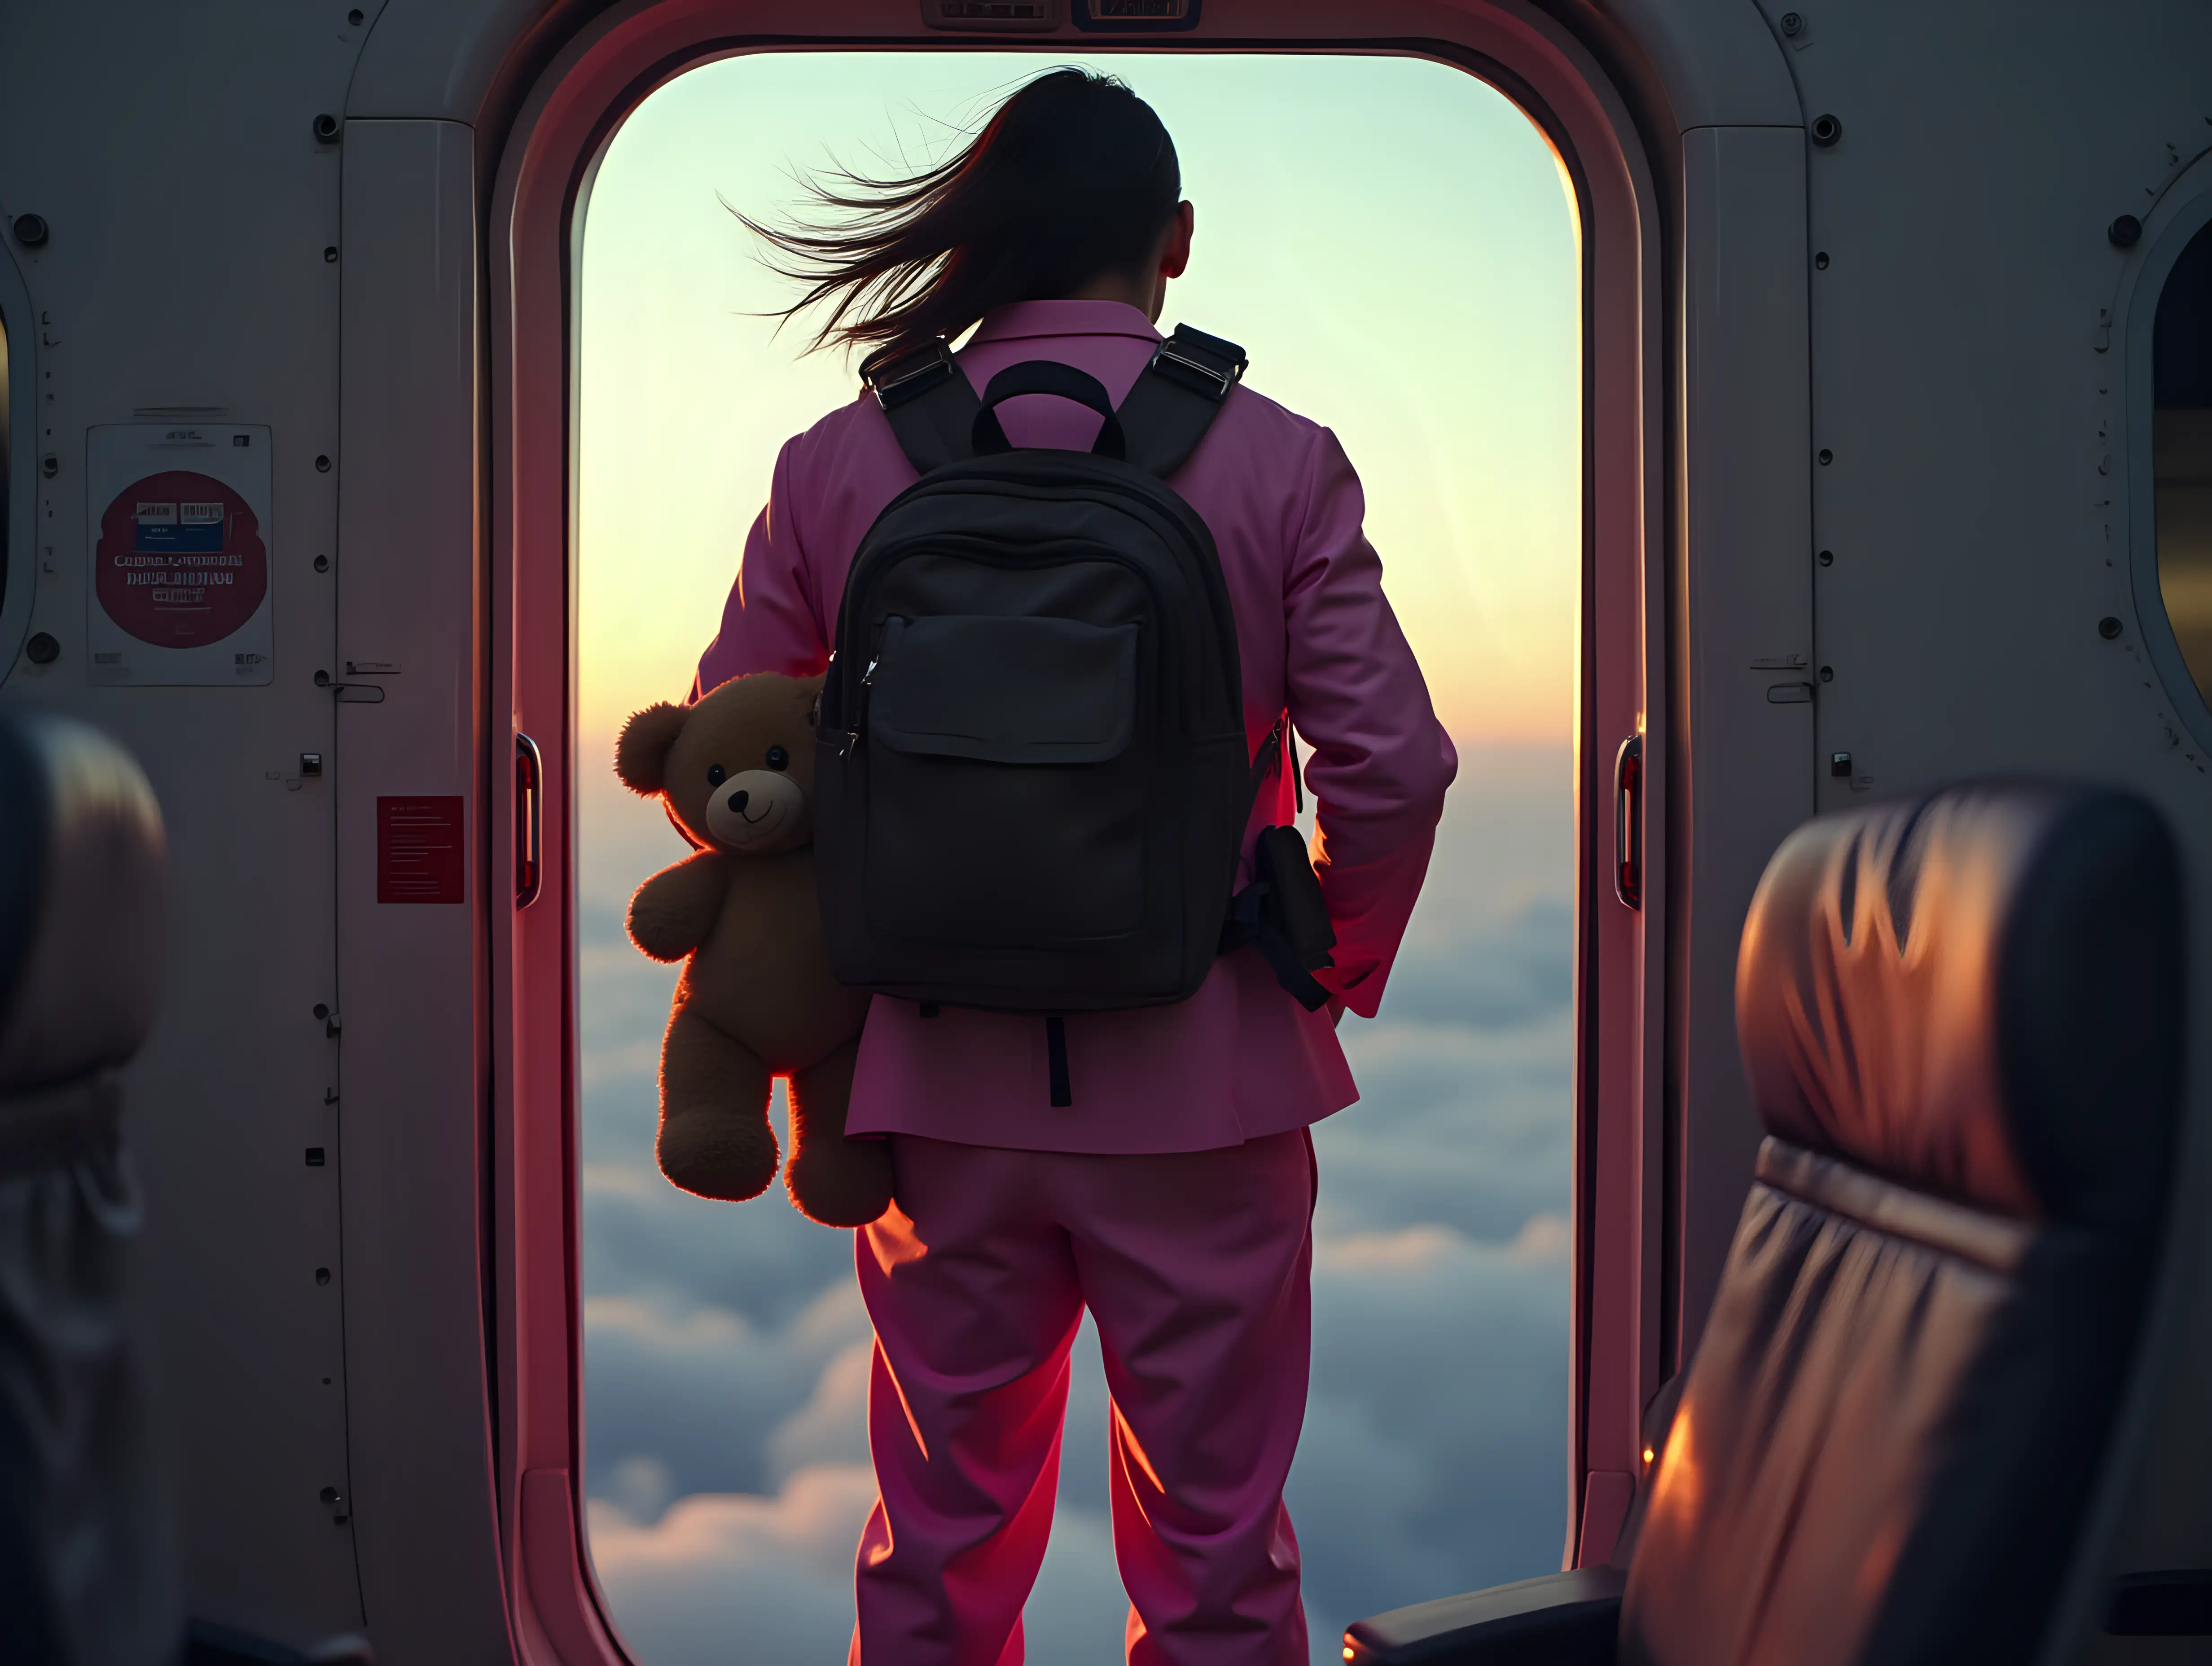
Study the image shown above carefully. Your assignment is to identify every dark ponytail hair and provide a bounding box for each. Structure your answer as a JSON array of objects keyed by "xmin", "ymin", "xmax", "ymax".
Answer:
[{"xmin": 743, "ymin": 69, "xmax": 1181, "ymax": 358}]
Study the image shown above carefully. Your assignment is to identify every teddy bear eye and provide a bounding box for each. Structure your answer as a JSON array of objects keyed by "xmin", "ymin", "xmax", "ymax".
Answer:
[
  {"xmin": 707, "ymin": 765, "xmax": 726, "ymax": 787},
  {"xmin": 766, "ymin": 745, "xmax": 790, "ymax": 772}
]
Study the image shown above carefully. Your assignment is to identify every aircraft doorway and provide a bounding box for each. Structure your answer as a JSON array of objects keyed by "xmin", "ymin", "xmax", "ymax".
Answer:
[{"xmin": 570, "ymin": 50, "xmax": 1583, "ymax": 1663}]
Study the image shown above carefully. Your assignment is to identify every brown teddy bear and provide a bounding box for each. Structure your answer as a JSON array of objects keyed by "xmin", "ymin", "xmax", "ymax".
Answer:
[{"xmin": 614, "ymin": 671, "xmax": 891, "ymax": 1228}]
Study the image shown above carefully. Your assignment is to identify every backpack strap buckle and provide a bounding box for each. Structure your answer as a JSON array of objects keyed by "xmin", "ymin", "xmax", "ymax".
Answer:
[
  {"xmin": 1146, "ymin": 325, "xmax": 1248, "ymax": 403},
  {"xmin": 860, "ymin": 338, "xmax": 958, "ymax": 411},
  {"xmin": 863, "ymin": 339, "xmax": 984, "ymax": 475},
  {"xmin": 1116, "ymin": 324, "xmax": 1248, "ymax": 477}
]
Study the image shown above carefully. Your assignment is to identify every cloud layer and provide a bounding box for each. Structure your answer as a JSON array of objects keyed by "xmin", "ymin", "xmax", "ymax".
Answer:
[{"xmin": 578, "ymin": 741, "xmax": 1574, "ymax": 1664}]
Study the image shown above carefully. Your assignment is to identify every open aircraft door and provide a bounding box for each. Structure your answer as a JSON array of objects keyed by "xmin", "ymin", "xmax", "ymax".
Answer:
[{"xmin": 384, "ymin": 1, "xmax": 1811, "ymax": 1653}]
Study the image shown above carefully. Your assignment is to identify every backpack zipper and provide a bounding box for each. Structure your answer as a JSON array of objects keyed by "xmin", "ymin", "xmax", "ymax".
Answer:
[{"xmin": 839, "ymin": 619, "xmax": 905, "ymax": 756}]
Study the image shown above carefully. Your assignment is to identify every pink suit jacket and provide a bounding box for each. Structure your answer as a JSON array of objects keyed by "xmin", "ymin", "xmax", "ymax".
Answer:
[{"xmin": 696, "ymin": 299, "xmax": 1456, "ymax": 1153}]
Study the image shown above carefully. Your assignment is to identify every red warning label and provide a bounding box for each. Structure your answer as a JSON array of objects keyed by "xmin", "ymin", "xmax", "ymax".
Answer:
[
  {"xmin": 377, "ymin": 797, "xmax": 465, "ymax": 904},
  {"xmin": 94, "ymin": 469, "xmax": 268, "ymax": 648}
]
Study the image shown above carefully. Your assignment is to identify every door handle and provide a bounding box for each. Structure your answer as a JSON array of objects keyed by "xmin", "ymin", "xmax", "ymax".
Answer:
[
  {"xmin": 1614, "ymin": 733, "xmax": 1643, "ymax": 911},
  {"xmin": 515, "ymin": 732, "xmax": 544, "ymax": 909}
]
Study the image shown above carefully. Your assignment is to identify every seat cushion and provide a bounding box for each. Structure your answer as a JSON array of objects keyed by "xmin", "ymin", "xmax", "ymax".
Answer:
[
  {"xmin": 1734, "ymin": 784, "xmax": 2181, "ymax": 1230},
  {"xmin": 1622, "ymin": 1138, "xmax": 2144, "ymax": 1666},
  {"xmin": 0, "ymin": 714, "xmax": 44, "ymax": 1031},
  {"xmin": 0, "ymin": 712, "xmax": 168, "ymax": 1095},
  {"xmin": 1624, "ymin": 783, "xmax": 2183, "ymax": 1666}
]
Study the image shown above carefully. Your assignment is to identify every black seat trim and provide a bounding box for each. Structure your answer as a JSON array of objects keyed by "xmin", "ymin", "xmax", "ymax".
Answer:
[{"xmin": 1343, "ymin": 1567, "xmax": 1624, "ymax": 1665}]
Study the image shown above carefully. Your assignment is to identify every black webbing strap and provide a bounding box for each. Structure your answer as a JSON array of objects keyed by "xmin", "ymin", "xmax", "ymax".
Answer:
[
  {"xmin": 862, "ymin": 325, "xmax": 1246, "ymax": 481},
  {"xmin": 1219, "ymin": 870, "xmax": 1334, "ymax": 1013},
  {"xmin": 860, "ymin": 338, "xmax": 984, "ymax": 475},
  {"xmin": 1224, "ymin": 717, "xmax": 1331, "ymax": 1011},
  {"xmin": 1116, "ymin": 324, "xmax": 1248, "ymax": 478}
]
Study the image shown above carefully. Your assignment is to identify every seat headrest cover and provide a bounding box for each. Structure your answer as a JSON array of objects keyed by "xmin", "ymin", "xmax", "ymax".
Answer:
[
  {"xmin": 1736, "ymin": 782, "xmax": 2182, "ymax": 1228},
  {"xmin": 0, "ymin": 710, "xmax": 170, "ymax": 1095}
]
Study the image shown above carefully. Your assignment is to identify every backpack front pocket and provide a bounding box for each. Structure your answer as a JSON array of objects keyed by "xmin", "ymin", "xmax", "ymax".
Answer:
[{"xmin": 864, "ymin": 613, "xmax": 1148, "ymax": 947}]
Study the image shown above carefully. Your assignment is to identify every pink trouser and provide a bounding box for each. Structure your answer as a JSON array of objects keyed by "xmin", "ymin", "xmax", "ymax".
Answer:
[{"xmin": 848, "ymin": 1131, "xmax": 1317, "ymax": 1666}]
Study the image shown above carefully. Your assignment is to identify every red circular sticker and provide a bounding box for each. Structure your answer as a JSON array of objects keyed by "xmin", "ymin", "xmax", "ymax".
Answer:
[{"xmin": 95, "ymin": 469, "xmax": 268, "ymax": 648}]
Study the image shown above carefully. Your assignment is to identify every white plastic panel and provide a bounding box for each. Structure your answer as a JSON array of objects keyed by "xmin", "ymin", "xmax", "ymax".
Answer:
[
  {"xmin": 1673, "ymin": 122, "xmax": 1813, "ymax": 1363},
  {"xmin": 0, "ymin": 0, "xmax": 367, "ymax": 1644},
  {"xmin": 349, "ymin": 0, "xmax": 544, "ymax": 122},
  {"xmin": 1599, "ymin": 0, "xmax": 1800, "ymax": 130},
  {"xmin": 1767, "ymin": 1, "xmax": 2212, "ymax": 1654},
  {"xmin": 334, "ymin": 117, "xmax": 518, "ymax": 1663},
  {"xmin": 350, "ymin": 0, "xmax": 1807, "ymax": 130}
]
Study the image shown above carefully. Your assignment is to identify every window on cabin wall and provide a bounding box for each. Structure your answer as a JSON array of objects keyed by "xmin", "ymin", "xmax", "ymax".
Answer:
[
  {"xmin": 573, "ymin": 51, "xmax": 1580, "ymax": 1665},
  {"xmin": 2156, "ymin": 217, "xmax": 2212, "ymax": 704}
]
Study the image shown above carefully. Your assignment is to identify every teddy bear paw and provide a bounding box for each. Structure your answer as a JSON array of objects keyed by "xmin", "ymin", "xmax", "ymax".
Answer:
[
  {"xmin": 657, "ymin": 1111, "xmax": 779, "ymax": 1203},
  {"xmin": 784, "ymin": 1138, "xmax": 895, "ymax": 1228}
]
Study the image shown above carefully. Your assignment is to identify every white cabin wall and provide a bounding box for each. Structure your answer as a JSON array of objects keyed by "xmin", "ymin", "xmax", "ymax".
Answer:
[
  {"xmin": 0, "ymin": 2, "xmax": 2206, "ymax": 1659},
  {"xmin": 1753, "ymin": 0, "xmax": 2212, "ymax": 1651},
  {"xmin": 1673, "ymin": 118, "xmax": 1815, "ymax": 1386},
  {"xmin": 1593, "ymin": 0, "xmax": 1800, "ymax": 127},
  {"xmin": 350, "ymin": 0, "xmax": 558, "ymax": 123},
  {"xmin": 0, "ymin": 1, "xmax": 378, "ymax": 1648},
  {"xmin": 334, "ymin": 116, "xmax": 517, "ymax": 1662}
]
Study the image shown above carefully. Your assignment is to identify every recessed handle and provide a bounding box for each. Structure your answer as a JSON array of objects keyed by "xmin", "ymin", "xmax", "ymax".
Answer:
[
  {"xmin": 1614, "ymin": 733, "xmax": 1643, "ymax": 911},
  {"xmin": 515, "ymin": 732, "xmax": 544, "ymax": 909}
]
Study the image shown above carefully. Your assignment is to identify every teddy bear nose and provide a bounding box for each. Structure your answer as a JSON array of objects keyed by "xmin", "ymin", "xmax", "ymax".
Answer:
[{"xmin": 727, "ymin": 789, "xmax": 749, "ymax": 815}]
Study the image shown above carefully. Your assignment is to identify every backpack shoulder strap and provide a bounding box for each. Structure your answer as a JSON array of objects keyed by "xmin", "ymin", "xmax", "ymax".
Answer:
[
  {"xmin": 859, "ymin": 338, "xmax": 983, "ymax": 475},
  {"xmin": 1115, "ymin": 324, "xmax": 1249, "ymax": 478}
]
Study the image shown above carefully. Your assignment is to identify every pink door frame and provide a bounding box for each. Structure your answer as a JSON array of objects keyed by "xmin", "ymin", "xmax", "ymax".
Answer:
[{"xmin": 487, "ymin": 2, "xmax": 1664, "ymax": 1655}]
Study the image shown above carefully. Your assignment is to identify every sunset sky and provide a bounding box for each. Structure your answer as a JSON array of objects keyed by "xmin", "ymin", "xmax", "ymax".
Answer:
[
  {"xmin": 575, "ymin": 48, "xmax": 1580, "ymax": 746},
  {"xmin": 573, "ymin": 48, "xmax": 1582, "ymax": 1666}
]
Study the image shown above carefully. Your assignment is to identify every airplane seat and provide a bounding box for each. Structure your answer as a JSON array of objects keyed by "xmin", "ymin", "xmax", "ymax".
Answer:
[
  {"xmin": 0, "ymin": 707, "xmax": 178, "ymax": 1666},
  {"xmin": 1345, "ymin": 781, "xmax": 2186, "ymax": 1666}
]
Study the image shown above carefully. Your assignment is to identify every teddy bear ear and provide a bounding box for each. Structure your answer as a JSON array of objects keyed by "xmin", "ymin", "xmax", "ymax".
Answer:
[{"xmin": 615, "ymin": 702, "xmax": 689, "ymax": 794}]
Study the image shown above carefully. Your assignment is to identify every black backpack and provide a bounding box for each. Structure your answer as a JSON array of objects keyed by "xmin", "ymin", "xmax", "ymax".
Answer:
[{"xmin": 813, "ymin": 327, "xmax": 1333, "ymax": 1088}]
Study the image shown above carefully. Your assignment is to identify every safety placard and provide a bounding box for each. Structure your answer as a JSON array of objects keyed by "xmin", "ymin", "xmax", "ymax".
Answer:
[
  {"xmin": 86, "ymin": 424, "xmax": 273, "ymax": 685},
  {"xmin": 377, "ymin": 797, "xmax": 465, "ymax": 904}
]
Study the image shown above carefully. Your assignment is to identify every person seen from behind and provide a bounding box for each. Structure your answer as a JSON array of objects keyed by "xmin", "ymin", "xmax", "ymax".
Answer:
[{"xmin": 696, "ymin": 68, "xmax": 1457, "ymax": 1666}]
